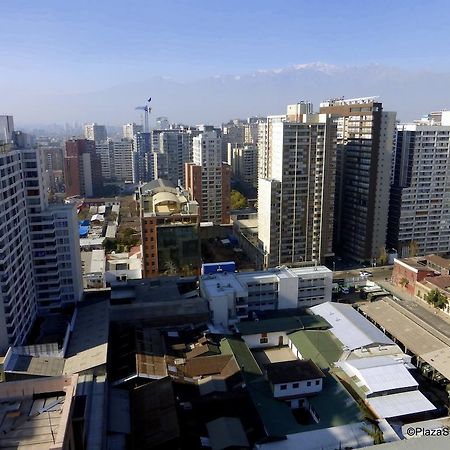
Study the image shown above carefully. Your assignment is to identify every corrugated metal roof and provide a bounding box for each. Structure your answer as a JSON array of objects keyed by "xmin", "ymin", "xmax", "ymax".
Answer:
[
  {"xmin": 310, "ymin": 302, "xmax": 394, "ymax": 350},
  {"xmin": 367, "ymin": 390, "xmax": 436, "ymax": 418},
  {"xmin": 339, "ymin": 356, "xmax": 418, "ymax": 395}
]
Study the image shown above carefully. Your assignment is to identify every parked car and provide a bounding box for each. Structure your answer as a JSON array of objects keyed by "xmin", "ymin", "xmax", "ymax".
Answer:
[{"xmin": 359, "ymin": 271, "xmax": 373, "ymax": 277}]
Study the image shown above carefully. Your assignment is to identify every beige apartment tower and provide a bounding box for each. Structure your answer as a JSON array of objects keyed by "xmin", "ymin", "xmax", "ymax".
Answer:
[{"xmin": 258, "ymin": 103, "xmax": 337, "ymax": 268}]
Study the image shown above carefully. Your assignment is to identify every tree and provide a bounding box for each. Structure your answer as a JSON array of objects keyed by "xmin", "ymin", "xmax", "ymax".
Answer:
[
  {"xmin": 425, "ymin": 289, "xmax": 448, "ymax": 310},
  {"xmin": 164, "ymin": 259, "xmax": 178, "ymax": 275},
  {"xmin": 103, "ymin": 238, "xmax": 117, "ymax": 253},
  {"xmin": 409, "ymin": 240, "xmax": 420, "ymax": 257},
  {"xmin": 230, "ymin": 190, "xmax": 247, "ymax": 209}
]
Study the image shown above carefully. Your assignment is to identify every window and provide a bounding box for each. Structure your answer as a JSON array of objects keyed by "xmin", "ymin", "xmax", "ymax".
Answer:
[
  {"xmin": 315, "ymin": 380, "xmax": 320, "ymax": 385},
  {"xmin": 307, "ymin": 381, "xmax": 312, "ymax": 387},
  {"xmin": 280, "ymin": 385, "xmax": 287, "ymax": 391},
  {"xmin": 292, "ymin": 383, "xmax": 299, "ymax": 389},
  {"xmin": 260, "ymin": 337, "xmax": 268, "ymax": 344}
]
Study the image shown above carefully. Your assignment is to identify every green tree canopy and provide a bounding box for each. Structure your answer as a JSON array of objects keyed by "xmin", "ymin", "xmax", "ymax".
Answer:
[
  {"xmin": 230, "ymin": 190, "xmax": 247, "ymax": 209},
  {"xmin": 425, "ymin": 289, "xmax": 448, "ymax": 310}
]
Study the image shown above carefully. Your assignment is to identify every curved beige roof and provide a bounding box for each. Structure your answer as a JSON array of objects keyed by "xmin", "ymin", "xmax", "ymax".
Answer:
[{"xmin": 153, "ymin": 191, "xmax": 180, "ymax": 205}]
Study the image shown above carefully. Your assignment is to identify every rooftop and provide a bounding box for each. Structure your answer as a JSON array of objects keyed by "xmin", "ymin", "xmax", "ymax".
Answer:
[
  {"xmin": 111, "ymin": 277, "xmax": 199, "ymax": 304},
  {"xmin": 310, "ymin": 302, "xmax": 394, "ymax": 350},
  {"xmin": 288, "ymin": 329, "xmax": 343, "ymax": 369},
  {"xmin": 201, "ymin": 272, "xmax": 247, "ymax": 298},
  {"xmin": 395, "ymin": 257, "xmax": 431, "ymax": 271},
  {"xmin": 423, "ymin": 275, "xmax": 450, "ymax": 291},
  {"xmin": 5, "ymin": 354, "xmax": 64, "ymax": 377},
  {"xmin": 206, "ymin": 417, "xmax": 249, "ymax": 450},
  {"xmin": 367, "ymin": 390, "xmax": 436, "ymax": 418},
  {"xmin": 220, "ymin": 337, "xmax": 361, "ymax": 437},
  {"xmin": 131, "ymin": 378, "xmax": 179, "ymax": 448},
  {"xmin": 236, "ymin": 315, "xmax": 329, "ymax": 335},
  {"xmin": 425, "ymin": 254, "xmax": 450, "ymax": 270},
  {"xmin": 178, "ymin": 354, "xmax": 240, "ymax": 380},
  {"xmin": 266, "ymin": 359, "xmax": 324, "ymax": 384},
  {"xmin": 359, "ymin": 299, "xmax": 450, "ymax": 380},
  {"xmin": 338, "ymin": 356, "xmax": 418, "ymax": 396},
  {"xmin": 0, "ymin": 376, "xmax": 77, "ymax": 450},
  {"xmin": 64, "ymin": 300, "xmax": 109, "ymax": 374}
]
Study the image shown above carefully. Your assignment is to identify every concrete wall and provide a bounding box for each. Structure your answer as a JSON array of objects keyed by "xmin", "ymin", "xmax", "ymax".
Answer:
[
  {"xmin": 278, "ymin": 275, "xmax": 299, "ymax": 309},
  {"xmin": 272, "ymin": 378, "xmax": 322, "ymax": 398},
  {"xmin": 242, "ymin": 332, "xmax": 289, "ymax": 349}
]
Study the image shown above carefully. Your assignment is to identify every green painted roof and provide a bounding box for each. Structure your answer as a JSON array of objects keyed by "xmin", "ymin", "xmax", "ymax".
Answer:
[
  {"xmin": 220, "ymin": 337, "xmax": 361, "ymax": 437},
  {"xmin": 305, "ymin": 375, "xmax": 362, "ymax": 431},
  {"xmin": 236, "ymin": 315, "xmax": 329, "ymax": 336},
  {"xmin": 288, "ymin": 330, "xmax": 343, "ymax": 369},
  {"xmin": 220, "ymin": 337, "xmax": 262, "ymax": 379}
]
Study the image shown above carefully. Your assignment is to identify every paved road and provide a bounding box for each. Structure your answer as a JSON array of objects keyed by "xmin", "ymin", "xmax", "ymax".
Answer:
[{"xmin": 377, "ymin": 279, "xmax": 450, "ymax": 341}]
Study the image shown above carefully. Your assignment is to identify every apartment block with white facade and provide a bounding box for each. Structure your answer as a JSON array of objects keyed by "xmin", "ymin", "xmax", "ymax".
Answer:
[
  {"xmin": 0, "ymin": 117, "xmax": 84, "ymax": 349},
  {"xmin": 200, "ymin": 265, "xmax": 332, "ymax": 326},
  {"xmin": 84, "ymin": 123, "xmax": 107, "ymax": 143},
  {"xmin": 257, "ymin": 104, "xmax": 337, "ymax": 267},
  {"xmin": 95, "ymin": 139, "xmax": 134, "ymax": 182},
  {"xmin": 22, "ymin": 146, "xmax": 83, "ymax": 313},
  {"xmin": 387, "ymin": 111, "xmax": 450, "ymax": 256},
  {"xmin": 123, "ymin": 122, "xmax": 143, "ymax": 140},
  {"xmin": 0, "ymin": 141, "xmax": 37, "ymax": 352},
  {"xmin": 227, "ymin": 143, "xmax": 258, "ymax": 188}
]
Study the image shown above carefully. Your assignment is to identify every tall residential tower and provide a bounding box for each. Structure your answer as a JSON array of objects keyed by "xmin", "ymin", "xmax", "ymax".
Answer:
[
  {"xmin": 185, "ymin": 130, "xmax": 231, "ymax": 224},
  {"xmin": 257, "ymin": 103, "xmax": 336, "ymax": 267},
  {"xmin": 320, "ymin": 97, "xmax": 396, "ymax": 262},
  {"xmin": 387, "ymin": 111, "xmax": 450, "ymax": 256}
]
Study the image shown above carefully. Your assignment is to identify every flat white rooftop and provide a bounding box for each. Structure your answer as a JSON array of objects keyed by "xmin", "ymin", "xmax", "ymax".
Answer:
[
  {"xmin": 310, "ymin": 302, "xmax": 394, "ymax": 351},
  {"xmin": 201, "ymin": 272, "xmax": 247, "ymax": 298},
  {"xmin": 367, "ymin": 390, "xmax": 436, "ymax": 419},
  {"xmin": 339, "ymin": 356, "xmax": 418, "ymax": 395}
]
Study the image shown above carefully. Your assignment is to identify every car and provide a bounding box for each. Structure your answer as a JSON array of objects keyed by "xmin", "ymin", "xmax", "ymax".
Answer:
[
  {"xmin": 340, "ymin": 287, "xmax": 350, "ymax": 294},
  {"xmin": 359, "ymin": 271, "xmax": 373, "ymax": 277}
]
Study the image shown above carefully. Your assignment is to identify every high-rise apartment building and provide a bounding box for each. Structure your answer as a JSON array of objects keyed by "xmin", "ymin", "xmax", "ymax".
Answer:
[
  {"xmin": 158, "ymin": 130, "xmax": 191, "ymax": 185},
  {"xmin": 23, "ymin": 147, "xmax": 83, "ymax": 313},
  {"xmin": 185, "ymin": 130, "xmax": 231, "ymax": 224},
  {"xmin": 387, "ymin": 111, "xmax": 450, "ymax": 256},
  {"xmin": 227, "ymin": 143, "xmax": 258, "ymax": 188},
  {"xmin": 0, "ymin": 117, "xmax": 83, "ymax": 350},
  {"xmin": 84, "ymin": 123, "xmax": 107, "ymax": 143},
  {"xmin": 138, "ymin": 179, "xmax": 200, "ymax": 278},
  {"xmin": 0, "ymin": 115, "xmax": 15, "ymax": 144},
  {"xmin": 257, "ymin": 103, "xmax": 336, "ymax": 267},
  {"xmin": 96, "ymin": 139, "xmax": 134, "ymax": 182},
  {"xmin": 64, "ymin": 139, "xmax": 103, "ymax": 197},
  {"xmin": 320, "ymin": 97, "xmax": 396, "ymax": 262},
  {"xmin": 41, "ymin": 145, "xmax": 64, "ymax": 193},
  {"xmin": 244, "ymin": 117, "xmax": 265, "ymax": 145},
  {"xmin": 113, "ymin": 140, "xmax": 134, "ymax": 182},
  {"xmin": 155, "ymin": 116, "xmax": 170, "ymax": 130},
  {"xmin": 123, "ymin": 122, "xmax": 143, "ymax": 140},
  {"xmin": 132, "ymin": 132, "xmax": 152, "ymax": 183},
  {"xmin": 0, "ymin": 139, "xmax": 37, "ymax": 351}
]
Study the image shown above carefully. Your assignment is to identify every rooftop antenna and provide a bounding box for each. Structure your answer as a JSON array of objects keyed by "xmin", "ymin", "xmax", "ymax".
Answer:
[{"xmin": 135, "ymin": 97, "xmax": 152, "ymax": 133}]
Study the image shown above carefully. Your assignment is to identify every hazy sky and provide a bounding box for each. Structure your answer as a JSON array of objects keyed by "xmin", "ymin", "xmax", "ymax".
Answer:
[{"xmin": 1, "ymin": 0, "xmax": 450, "ymax": 125}]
